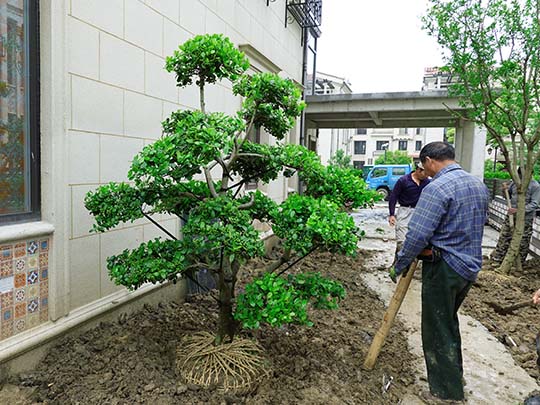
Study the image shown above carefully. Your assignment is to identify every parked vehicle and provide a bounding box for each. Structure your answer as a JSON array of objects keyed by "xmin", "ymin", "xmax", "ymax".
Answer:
[{"xmin": 365, "ymin": 164, "xmax": 412, "ymax": 199}]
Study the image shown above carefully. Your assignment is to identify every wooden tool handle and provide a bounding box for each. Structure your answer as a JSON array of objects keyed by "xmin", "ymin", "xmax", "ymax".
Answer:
[
  {"xmin": 503, "ymin": 299, "xmax": 532, "ymax": 312},
  {"xmin": 363, "ymin": 260, "xmax": 418, "ymax": 370}
]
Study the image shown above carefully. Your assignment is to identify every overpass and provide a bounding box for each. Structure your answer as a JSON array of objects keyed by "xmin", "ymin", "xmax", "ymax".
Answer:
[{"xmin": 304, "ymin": 90, "xmax": 486, "ymax": 177}]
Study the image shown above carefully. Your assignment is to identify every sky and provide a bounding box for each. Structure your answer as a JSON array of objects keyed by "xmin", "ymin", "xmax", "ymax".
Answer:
[{"xmin": 316, "ymin": 0, "xmax": 444, "ymax": 93}]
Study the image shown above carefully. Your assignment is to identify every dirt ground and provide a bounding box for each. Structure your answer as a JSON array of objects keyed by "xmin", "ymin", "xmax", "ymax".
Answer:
[
  {"xmin": 7, "ymin": 251, "xmax": 420, "ymax": 404},
  {"xmin": 461, "ymin": 257, "xmax": 540, "ymax": 381}
]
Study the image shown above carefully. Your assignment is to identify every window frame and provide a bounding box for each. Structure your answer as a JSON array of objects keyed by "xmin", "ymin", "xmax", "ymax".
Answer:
[
  {"xmin": 0, "ymin": 0, "xmax": 41, "ymax": 225},
  {"xmin": 354, "ymin": 140, "xmax": 366, "ymax": 155},
  {"xmin": 353, "ymin": 160, "xmax": 364, "ymax": 169},
  {"xmin": 376, "ymin": 141, "xmax": 387, "ymax": 151},
  {"xmin": 415, "ymin": 140, "xmax": 422, "ymax": 151},
  {"xmin": 398, "ymin": 140, "xmax": 408, "ymax": 151}
]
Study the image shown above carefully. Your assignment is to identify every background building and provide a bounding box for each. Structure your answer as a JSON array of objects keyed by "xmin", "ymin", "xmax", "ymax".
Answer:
[
  {"xmin": 309, "ymin": 72, "xmax": 354, "ymax": 165},
  {"xmin": 346, "ymin": 67, "xmax": 447, "ymax": 168}
]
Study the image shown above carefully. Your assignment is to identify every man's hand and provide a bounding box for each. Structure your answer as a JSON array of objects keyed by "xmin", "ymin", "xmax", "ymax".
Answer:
[
  {"xmin": 389, "ymin": 215, "xmax": 396, "ymax": 226},
  {"xmin": 389, "ymin": 267, "xmax": 398, "ymax": 283},
  {"xmin": 389, "ymin": 265, "xmax": 411, "ymax": 283},
  {"xmin": 508, "ymin": 207, "xmax": 517, "ymax": 215},
  {"xmin": 533, "ymin": 289, "xmax": 540, "ymax": 305},
  {"xmin": 502, "ymin": 182, "xmax": 509, "ymax": 191}
]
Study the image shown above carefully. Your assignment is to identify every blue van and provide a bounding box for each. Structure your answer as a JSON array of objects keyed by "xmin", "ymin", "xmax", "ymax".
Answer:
[{"xmin": 365, "ymin": 164, "xmax": 412, "ymax": 199}]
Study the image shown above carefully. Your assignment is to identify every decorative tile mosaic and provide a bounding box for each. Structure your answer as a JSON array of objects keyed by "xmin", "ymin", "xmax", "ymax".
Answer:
[{"xmin": 0, "ymin": 237, "xmax": 50, "ymax": 341}]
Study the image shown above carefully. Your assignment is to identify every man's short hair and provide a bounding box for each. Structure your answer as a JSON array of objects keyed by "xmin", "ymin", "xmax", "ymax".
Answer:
[{"xmin": 419, "ymin": 142, "xmax": 455, "ymax": 163}]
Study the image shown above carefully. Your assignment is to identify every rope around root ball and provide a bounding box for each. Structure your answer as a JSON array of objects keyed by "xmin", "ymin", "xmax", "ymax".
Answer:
[{"xmin": 176, "ymin": 332, "xmax": 271, "ymax": 394}]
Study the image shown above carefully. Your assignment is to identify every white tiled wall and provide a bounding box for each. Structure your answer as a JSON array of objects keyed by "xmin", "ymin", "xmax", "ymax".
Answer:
[{"xmin": 67, "ymin": 0, "xmax": 303, "ymax": 311}]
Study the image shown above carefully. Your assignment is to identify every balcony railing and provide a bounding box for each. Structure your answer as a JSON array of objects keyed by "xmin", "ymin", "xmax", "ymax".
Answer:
[{"xmin": 286, "ymin": 0, "xmax": 323, "ymax": 38}]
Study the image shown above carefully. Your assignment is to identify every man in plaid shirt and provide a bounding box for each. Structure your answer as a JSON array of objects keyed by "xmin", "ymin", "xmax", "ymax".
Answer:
[{"xmin": 392, "ymin": 142, "xmax": 489, "ymax": 402}]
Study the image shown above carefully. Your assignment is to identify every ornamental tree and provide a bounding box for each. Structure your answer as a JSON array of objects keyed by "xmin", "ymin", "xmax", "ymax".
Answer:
[
  {"xmin": 85, "ymin": 34, "xmax": 377, "ymax": 349},
  {"xmin": 424, "ymin": 0, "xmax": 540, "ymax": 274}
]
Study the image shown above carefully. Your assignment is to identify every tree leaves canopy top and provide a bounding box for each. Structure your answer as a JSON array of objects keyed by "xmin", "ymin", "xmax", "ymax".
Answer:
[{"xmin": 165, "ymin": 34, "xmax": 250, "ymax": 87}]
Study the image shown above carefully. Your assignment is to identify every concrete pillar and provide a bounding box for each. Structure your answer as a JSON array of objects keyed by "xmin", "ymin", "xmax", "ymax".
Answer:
[{"xmin": 455, "ymin": 120, "xmax": 486, "ymax": 179}]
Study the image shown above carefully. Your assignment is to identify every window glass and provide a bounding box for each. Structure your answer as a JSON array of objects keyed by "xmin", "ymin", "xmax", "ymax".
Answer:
[
  {"xmin": 376, "ymin": 141, "xmax": 388, "ymax": 150},
  {"xmin": 0, "ymin": 0, "xmax": 39, "ymax": 222},
  {"xmin": 353, "ymin": 161, "xmax": 364, "ymax": 169},
  {"xmin": 371, "ymin": 168, "xmax": 387, "ymax": 178},
  {"xmin": 392, "ymin": 168, "xmax": 406, "ymax": 176},
  {"xmin": 354, "ymin": 140, "xmax": 366, "ymax": 155}
]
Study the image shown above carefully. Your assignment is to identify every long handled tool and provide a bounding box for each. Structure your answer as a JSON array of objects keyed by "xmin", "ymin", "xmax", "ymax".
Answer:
[
  {"xmin": 363, "ymin": 260, "xmax": 418, "ymax": 370},
  {"xmin": 487, "ymin": 299, "xmax": 534, "ymax": 315}
]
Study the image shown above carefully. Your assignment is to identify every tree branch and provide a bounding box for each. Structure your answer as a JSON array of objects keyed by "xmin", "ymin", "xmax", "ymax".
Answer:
[
  {"xmin": 204, "ymin": 167, "xmax": 219, "ymax": 198},
  {"xmin": 238, "ymin": 192, "xmax": 255, "ymax": 209}
]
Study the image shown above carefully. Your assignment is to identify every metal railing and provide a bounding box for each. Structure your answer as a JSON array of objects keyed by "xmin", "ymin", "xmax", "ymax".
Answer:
[{"xmin": 286, "ymin": 0, "xmax": 323, "ymax": 37}]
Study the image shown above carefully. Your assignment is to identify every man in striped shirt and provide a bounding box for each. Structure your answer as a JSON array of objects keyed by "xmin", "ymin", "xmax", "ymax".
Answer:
[{"xmin": 392, "ymin": 142, "xmax": 489, "ymax": 402}]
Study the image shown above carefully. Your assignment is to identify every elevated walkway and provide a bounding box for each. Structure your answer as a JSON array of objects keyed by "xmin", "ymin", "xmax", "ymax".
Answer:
[{"xmin": 305, "ymin": 90, "xmax": 486, "ymax": 177}]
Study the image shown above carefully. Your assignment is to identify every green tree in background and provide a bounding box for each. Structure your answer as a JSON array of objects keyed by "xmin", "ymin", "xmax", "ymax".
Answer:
[
  {"xmin": 374, "ymin": 150, "xmax": 412, "ymax": 165},
  {"xmin": 424, "ymin": 0, "xmax": 540, "ymax": 274},
  {"xmin": 328, "ymin": 149, "xmax": 353, "ymax": 169}
]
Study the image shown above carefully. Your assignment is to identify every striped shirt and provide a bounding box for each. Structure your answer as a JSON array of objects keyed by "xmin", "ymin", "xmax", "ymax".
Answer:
[{"xmin": 395, "ymin": 163, "xmax": 489, "ymax": 281}]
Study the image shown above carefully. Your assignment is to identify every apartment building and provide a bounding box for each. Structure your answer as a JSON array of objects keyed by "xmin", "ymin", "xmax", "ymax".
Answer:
[
  {"xmin": 0, "ymin": 0, "xmax": 319, "ymax": 370},
  {"xmin": 350, "ymin": 67, "xmax": 447, "ymax": 168},
  {"xmin": 351, "ymin": 127, "xmax": 444, "ymax": 168}
]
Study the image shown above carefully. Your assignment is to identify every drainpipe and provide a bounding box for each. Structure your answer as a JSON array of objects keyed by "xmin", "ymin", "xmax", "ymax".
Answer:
[{"xmin": 298, "ymin": 27, "xmax": 309, "ymax": 193}]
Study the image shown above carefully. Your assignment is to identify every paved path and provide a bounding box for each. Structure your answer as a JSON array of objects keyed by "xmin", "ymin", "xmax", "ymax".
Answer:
[{"xmin": 353, "ymin": 206, "xmax": 540, "ymax": 404}]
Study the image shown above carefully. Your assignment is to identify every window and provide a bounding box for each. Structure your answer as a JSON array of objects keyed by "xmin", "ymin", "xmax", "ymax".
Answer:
[
  {"xmin": 367, "ymin": 158, "xmax": 373, "ymax": 165},
  {"xmin": 398, "ymin": 140, "xmax": 408, "ymax": 151},
  {"xmin": 392, "ymin": 168, "xmax": 406, "ymax": 176},
  {"xmin": 416, "ymin": 141, "xmax": 422, "ymax": 151},
  {"xmin": 0, "ymin": 1, "xmax": 40, "ymax": 224},
  {"xmin": 376, "ymin": 141, "xmax": 388, "ymax": 151},
  {"xmin": 416, "ymin": 128, "xmax": 421, "ymax": 135},
  {"xmin": 353, "ymin": 161, "xmax": 364, "ymax": 169},
  {"xmin": 403, "ymin": 128, "xmax": 409, "ymax": 135},
  {"xmin": 356, "ymin": 128, "xmax": 367, "ymax": 135},
  {"xmin": 354, "ymin": 140, "xmax": 366, "ymax": 155},
  {"xmin": 371, "ymin": 168, "xmax": 387, "ymax": 178}
]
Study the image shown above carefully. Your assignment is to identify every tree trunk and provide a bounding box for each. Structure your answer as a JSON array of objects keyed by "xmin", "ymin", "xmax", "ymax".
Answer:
[
  {"xmin": 215, "ymin": 258, "xmax": 238, "ymax": 344},
  {"xmin": 199, "ymin": 82, "xmax": 206, "ymax": 114},
  {"xmin": 500, "ymin": 190, "xmax": 526, "ymax": 274}
]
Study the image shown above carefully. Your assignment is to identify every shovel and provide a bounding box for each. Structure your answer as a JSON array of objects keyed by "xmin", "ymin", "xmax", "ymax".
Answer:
[
  {"xmin": 363, "ymin": 260, "xmax": 418, "ymax": 370},
  {"xmin": 487, "ymin": 299, "xmax": 533, "ymax": 315}
]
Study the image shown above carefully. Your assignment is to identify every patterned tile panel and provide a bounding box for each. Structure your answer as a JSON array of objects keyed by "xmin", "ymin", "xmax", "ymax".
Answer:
[{"xmin": 0, "ymin": 237, "xmax": 50, "ymax": 341}]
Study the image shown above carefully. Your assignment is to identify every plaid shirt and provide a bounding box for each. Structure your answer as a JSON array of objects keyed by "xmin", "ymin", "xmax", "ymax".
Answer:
[{"xmin": 395, "ymin": 163, "xmax": 489, "ymax": 281}]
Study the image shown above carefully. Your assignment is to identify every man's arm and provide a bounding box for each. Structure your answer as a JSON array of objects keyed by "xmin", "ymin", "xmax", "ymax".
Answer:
[
  {"xmin": 394, "ymin": 185, "xmax": 447, "ymax": 273},
  {"xmin": 388, "ymin": 177, "xmax": 403, "ymax": 217},
  {"xmin": 525, "ymin": 182, "xmax": 540, "ymax": 214}
]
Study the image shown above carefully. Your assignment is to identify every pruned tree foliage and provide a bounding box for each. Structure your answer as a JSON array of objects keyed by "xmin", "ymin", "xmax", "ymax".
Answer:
[{"xmin": 85, "ymin": 34, "xmax": 378, "ymax": 344}]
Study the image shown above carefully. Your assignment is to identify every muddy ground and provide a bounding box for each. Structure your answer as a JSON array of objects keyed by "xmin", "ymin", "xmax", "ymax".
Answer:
[
  {"xmin": 461, "ymin": 257, "xmax": 540, "ymax": 381},
  {"xmin": 7, "ymin": 251, "xmax": 420, "ymax": 404}
]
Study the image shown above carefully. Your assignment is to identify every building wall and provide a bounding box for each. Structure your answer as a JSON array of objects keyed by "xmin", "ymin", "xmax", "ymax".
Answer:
[
  {"xmin": 0, "ymin": 0, "xmax": 304, "ymax": 349},
  {"xmin": 310, "ymin": 72, "xmax": 354, "ymax": 166}
]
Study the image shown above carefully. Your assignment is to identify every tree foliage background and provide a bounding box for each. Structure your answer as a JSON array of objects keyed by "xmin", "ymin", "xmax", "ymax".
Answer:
[{"xmin": 423, "ymin": 0, "xmax": 540, "ymax": 273}]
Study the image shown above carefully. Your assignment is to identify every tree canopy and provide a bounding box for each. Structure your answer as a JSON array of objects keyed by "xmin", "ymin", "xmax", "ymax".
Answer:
[
  {"xmin": 85, "ymin": 34, "xmax": 378, "ymax": 345},
  {"xmin": 423, "ymin": 0, "xmax": 540, "ymax": 273}
]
